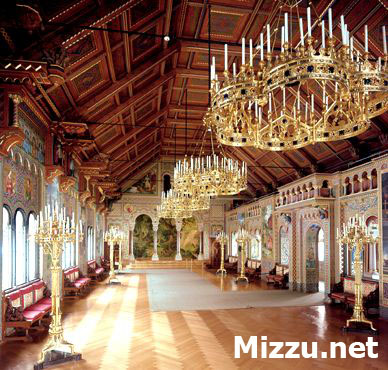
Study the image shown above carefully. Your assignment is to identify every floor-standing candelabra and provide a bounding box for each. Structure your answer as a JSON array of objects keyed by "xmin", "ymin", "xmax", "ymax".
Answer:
[
  {"xmin": 104, "ymin": 227, "xmax": 122, "ymax": 284},
  {"xmin": 216, "ymin": 232, "xmax": 228, "ymax": 275},
  {"xmin": 34, "ymin": 205, "xmax": 81, "ymax": 369},
  {"xmin": 338, "ymin": 214, "xmax": 379, "ymax": 334},
  {"xmin": 236, "ymin": 227, "xmax": 250, "ymax": 283},
  {"xmin": 118, "ymin": 234, "xmax": 128, "ymax": 272}
]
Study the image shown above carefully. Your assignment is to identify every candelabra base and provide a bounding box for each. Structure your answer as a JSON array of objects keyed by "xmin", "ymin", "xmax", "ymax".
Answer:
[
  {"xmin": 152, "ymin": 253, "xmax": 159, "ymax": 261},
  {"xmin": 342, "ymin": 319, "xmax": 378, "ymax": 335},
  {"xmin": 107, "ymin": 276, "xmax": 121, "ymax": 285},
  {"xmin": 216, "ymin": 268, "xmax": 227, "ymax": 275},
  {"xmin": 34, "ymin": 350, "xmax": 81, "ymax": 369},
  {"xmin": 197, "ymin": 253, "xmax": 204, "ymax": 260},
  {"xmin": 236, "ymin": 276, "xmax": 249, "ymax": 284}
]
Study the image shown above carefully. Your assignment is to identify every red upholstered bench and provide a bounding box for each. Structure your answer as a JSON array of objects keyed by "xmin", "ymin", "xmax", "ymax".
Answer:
[
  {"xmin": 2, "ymin": 280, "xmax": 51, "ymax": 342},
  {"xmin": 246, "ymin": 259, "xmax": 261, "ymax": 280},
  {"xmin": 329, "ymin": 277, "xmax": 379, "ymax": 316},
  {"xmin": 88, "ymin": 260, "xmax": 106, "ymax": 281},
  {"xmin": 63, "ymin": 267, "xmax": 91, "ymax": 299},
  {"xmin": 224, "ymin": 256, "xmax": 238, "ymax": 272},
  {"xmin": 267, "ymin": 264, "xmax": 289, "ymax": 288}
]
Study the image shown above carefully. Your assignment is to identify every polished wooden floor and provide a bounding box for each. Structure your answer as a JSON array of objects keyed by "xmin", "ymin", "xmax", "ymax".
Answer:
[{"xmin": 1, "ymin": 270, "xmax": 388, "ymax": 369}]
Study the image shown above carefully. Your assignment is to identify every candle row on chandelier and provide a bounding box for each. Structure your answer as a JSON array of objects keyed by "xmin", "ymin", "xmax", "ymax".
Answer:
[{"xmin": 205, "ymin": 6, "xmax": 387, "ymax": 151}]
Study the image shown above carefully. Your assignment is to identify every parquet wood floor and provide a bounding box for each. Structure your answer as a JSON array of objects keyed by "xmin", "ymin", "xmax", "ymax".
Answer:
[{"xmin": 1, "ymin": 271, "xmax": 388, "ymax": 370}]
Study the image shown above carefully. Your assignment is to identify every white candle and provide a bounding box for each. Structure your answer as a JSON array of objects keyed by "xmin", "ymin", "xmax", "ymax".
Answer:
[
  {"xmin": 383, "ymin": 26, "xmax": 387, "ymax": 55},
  {"xmin": 299, "ymin": 18, "xmax": 304, "ymax": 46},
  {"xmin": 249, "ymin": 39, "xmax": 253, "ymax": 66},
  {"xmin": 297, "ymin": 90, "xmax": 300, "ymax": 110},
  {"xmin": 321, "ymin": 20, "xmax": 325, "ymax": 48},
  {"xmin": 328, "ymin": 8, "xmax": 333, "ymax": 38},
  {"xmin": 224, "ymin": 44, "xmax": 228, "ymax": 71},
  {"xmin": 281, "ymin": 26, "xmax": 284, "ymax": 52},
  {"xmin": 233, "ymin": 62, "xmax": 236, "ymax": 78},
  {"xmin": 267, "ymin": 24, "xmax": 271, "ymax": 53},
  {"xmin": 255, "ymin": 101, "xmax": 258, "ymax": 118},
  {"xmin": 365, "ymin": 25, "xmax": 368, "ymax": 52},
  {"xmin": 260, "ymin": 33, "xmax": 264, "ymax": 61},
  {"xmin": 340, "ymin": 15, "xmax": 345, "ymax": 44},
  {"xmin": 269, "ymin": 93, "xmax": 272, "ymax": 112},
  {"xmin": 242, "ymin": 37, "xmax": 246, "ymax": 65},
  {"xmin": 311, "ymin": 94, "xmax": 314, "ymax": 113},
  {"xmin": 284, "ymin": 13, "xmax": 288, "ymax": 43},
  {"xmin": 282, "ymin": 88, "xmax": 286, "ymax": 107},
  {"xmin": 307, "ymin": 7, "xmax": 312, "ymax": 37},
  {"xmin": 350, "ymin": 36, "xmax": 354, "ymax": 59}
]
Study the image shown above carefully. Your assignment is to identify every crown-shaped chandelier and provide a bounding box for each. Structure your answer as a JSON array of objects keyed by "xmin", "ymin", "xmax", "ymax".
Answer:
[
  {"xmin": 206, "ymin": 3, "xmax": 387, "ymax": 151},
  {"xmin": 174, "ymin": 153, "xmax": 247, "ymax": 197}
]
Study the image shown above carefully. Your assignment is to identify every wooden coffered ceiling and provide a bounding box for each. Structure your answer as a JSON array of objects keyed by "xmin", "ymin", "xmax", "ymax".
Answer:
[{"xmin": 1, "ymin": 0, "xmax": 387, "ymax": 197}]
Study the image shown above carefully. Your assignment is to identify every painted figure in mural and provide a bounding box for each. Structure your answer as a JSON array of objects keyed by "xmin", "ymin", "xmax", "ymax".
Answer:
[
  {"xmin": 54, "ymin": 140, "xmax": 63, "ymax": 166},
  {"xmin": 306, "ymin": 247, "xmax": 316, "ymax": 268},
  {"xmin": 24, "ymin": 177, "xmax": 32, "ymax": 201},
  {"xmin": 260, "ymin": 205, "xmax": 273, "ymax": 257},
  {"xmin": 4, "ymin": 168, "xmax": 16, "ymax": 195},
  {"xmin": 129, "ymin": 168, "xmax": 157, "ymax": 194}
]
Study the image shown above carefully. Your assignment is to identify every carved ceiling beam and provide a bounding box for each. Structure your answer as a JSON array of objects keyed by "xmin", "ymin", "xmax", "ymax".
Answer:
[
  {"xmin": 101, "ymin": 106, "xmax": 168, "ymax": 154},
  {"xmin": 169, "ymin": 104, "xmax": 206, "ymax": 113},
  {"xmin": 77, "ymin": 45, "xmax": 178, "ymax": 116},
  {"xmin": 111, "ymin": 122, "xmax": 164, "ymax": 161},
  {"xmin": 98, "ymin": 71, "xmax": 175, "ymax": 122},
  {"xmin": 114, "ymin": 143, "xmax": 161, "ymax": 180}
]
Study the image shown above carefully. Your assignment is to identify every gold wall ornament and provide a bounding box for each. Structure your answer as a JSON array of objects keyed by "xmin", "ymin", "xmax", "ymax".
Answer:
[
  {"xmin": 337, "ymin": 214, "xmax": 379, "ymax": 334},
  {"xmin": 104, "ymin": 227, "xmax": 124, "ymax": 284},
  {"xmin": 33, "ymin": 205, "xmax": 81, "ymax": 368},
  {"xmin": 216, "ymin": 232, "xmax": 228, "ymax": 275}
]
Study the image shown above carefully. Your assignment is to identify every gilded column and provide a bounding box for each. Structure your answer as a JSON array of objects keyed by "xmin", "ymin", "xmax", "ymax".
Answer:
[
  {"xmin": 197, "ymin": 223, "xmax": 204, "ymax": 260},
  {"xmin": 128, "ymin": 222, "xmax": 135, "ymax": 261},
  {"xmin": 175, "ymin": 218, "xmax": 182, "ymax": 261},
  {"xmin": 152, "ymin": 220, "xmax": 159, "ymax": 261}
]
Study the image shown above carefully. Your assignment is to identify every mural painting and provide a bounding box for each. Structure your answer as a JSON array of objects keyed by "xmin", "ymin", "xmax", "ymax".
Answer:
[
  {"xmin": 128, "ymin": 166, "xmax": 157, "ymax": 194},
  {"xmin": 306, "ymin": 225, "xmax": 319, "ymax": 269},
  {"xmin": 133, "ymin": 215, "xmax": 200, "ymax": 258},
  {"xmin": 3, "ymin": 158, "xmax": 39, "ymax": 213},
  {"xmin": 260, "ymin": 205, "xmax": 273, "ymax": 257},
  {"xmin": 181, "ymin": 217, "xmax": 200, "ymax": 258},
  {"xmin": 382, "ymin": 172, "xmax": 388, "ymax": 274},
  {"xmin": 4, "ymin": 164, "xmax": 16, "ymax": 195}
]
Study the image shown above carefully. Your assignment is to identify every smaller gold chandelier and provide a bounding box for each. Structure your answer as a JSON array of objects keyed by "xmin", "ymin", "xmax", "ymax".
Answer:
[
  {"xmin": 158, "ymin": 189, "xmax": 193, "ymax": 219},
  {"xmin": 174, "ymin": 154, "xmax": 247, "ymax": 197}
]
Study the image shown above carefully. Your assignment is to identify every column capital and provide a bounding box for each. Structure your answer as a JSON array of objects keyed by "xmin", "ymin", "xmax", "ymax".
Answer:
[
  {"xmin": 128, "ymin": 222, "xmax": 135, "ymax": 231},
  {"xmin": 175, "ymin": 218, "xmax": 182, "ymax": 231},
  {"xmin": 198, "ymin": 223, "xmax": 204, "ymax": 232}
]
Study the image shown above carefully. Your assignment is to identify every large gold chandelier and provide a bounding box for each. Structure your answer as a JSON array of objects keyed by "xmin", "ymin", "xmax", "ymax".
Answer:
[{"xmin": 206, "ymin": 3, "xmax": 387, "ymax": 151}]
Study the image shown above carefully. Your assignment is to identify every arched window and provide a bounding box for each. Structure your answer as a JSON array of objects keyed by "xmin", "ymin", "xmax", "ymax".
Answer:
[
  {"xmin": 62, "ymin": 220, "xmax": 75, "ymax": 269},
  {"xmin": 318, "ymin": 228, "xmax": 325, "ymax": 262},
  {"xmin": 250, "ymin": 231, "xmax": 261, "ymax": 260},
  {"xmin": 163, "ymin": 174, "xmax": 171, "ymax": 192},
  {"xmin": 27, "ymin": 213, "xmax": 37, "ymax": 281},
  {"xmin": 15, "ymin": 210, "xmax": 26, "ymax": 286},
  {"xmin": 231, "ymin": 232, "xmax": 238, "ymax": 257},
  {"xmin": 280, "ymin": 226, "xmax": 289, "ymax": 265},
  {"xmin": 366, "ymin": 216, "xmax": 378, "ymax": 279},
  {"xmin": 2, "ymin": 207, "xmax": 12, "ymax": 290},
  {"xmin": 87, "ymin": 226, "xmax": 95, "ymax": 260}
]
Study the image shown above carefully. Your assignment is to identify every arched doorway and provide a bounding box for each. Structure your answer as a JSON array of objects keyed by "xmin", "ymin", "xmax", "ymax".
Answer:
[
  {"xmin": 305, "ymin": 224, "xmax": 325, "ymax": 293},
  {"xmin": 134, "ymin": 214, "xmax": 154, "ymax": 258},
  {"xmin": 181, "ymin": 217, "xmax": 199, "ymax": 258}
]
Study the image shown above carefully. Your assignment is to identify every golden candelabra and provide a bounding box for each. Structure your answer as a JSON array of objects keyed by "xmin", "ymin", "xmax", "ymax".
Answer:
[
  {"xmin": 236, "ymin": 227, "xmax": 250, "ymax": 283},
  {"xmin": 337, "ymin": 214, "xmax": 379, "ymax": 333},
  {"xmin": 216, "ymin": 232, "xmax": 228, "ymax": 275},
  {"xmin": 104, "ymin": 227, "xmax": 123, "ymax": 284},
  {"xmin": 34, "ymin": 205, "xmax": 81, "ymax": 368}
]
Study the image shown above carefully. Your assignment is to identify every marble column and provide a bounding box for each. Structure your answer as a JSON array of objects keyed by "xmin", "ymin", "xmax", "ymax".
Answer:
[
  {"xmin": 175, "ymin": 219, "xmax": 182, "ymax": 261},
  {"xmin": 197, "ymin": 223, "xmax": 204, "ymax": 260},
  {"xmin": 152, "ymin": 221, "xmax": 159, "ymax": 261},
  {"xmin": 129, "ymin": 222, "xmax": 135, "ymax": 261}
]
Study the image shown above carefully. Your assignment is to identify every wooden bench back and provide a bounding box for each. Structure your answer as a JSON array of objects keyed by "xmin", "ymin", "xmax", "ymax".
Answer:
[
  {"xmin": 344, "ymin": 277, "xmax": 378, "ymax": 297},
  {"xmin": 63, "ymin": 267, "xmax": 81, "ymax": 283},
  {"xmin": 228, "ymin": 256, "xmax": 238, "ymax": 263},
  {"xmin": 88, "ymin": 260, "xmax": 97, "ymax": 270},
  {"xmin": 247, "ymin": 259, "xmax": 261, "ymax": 269}
]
